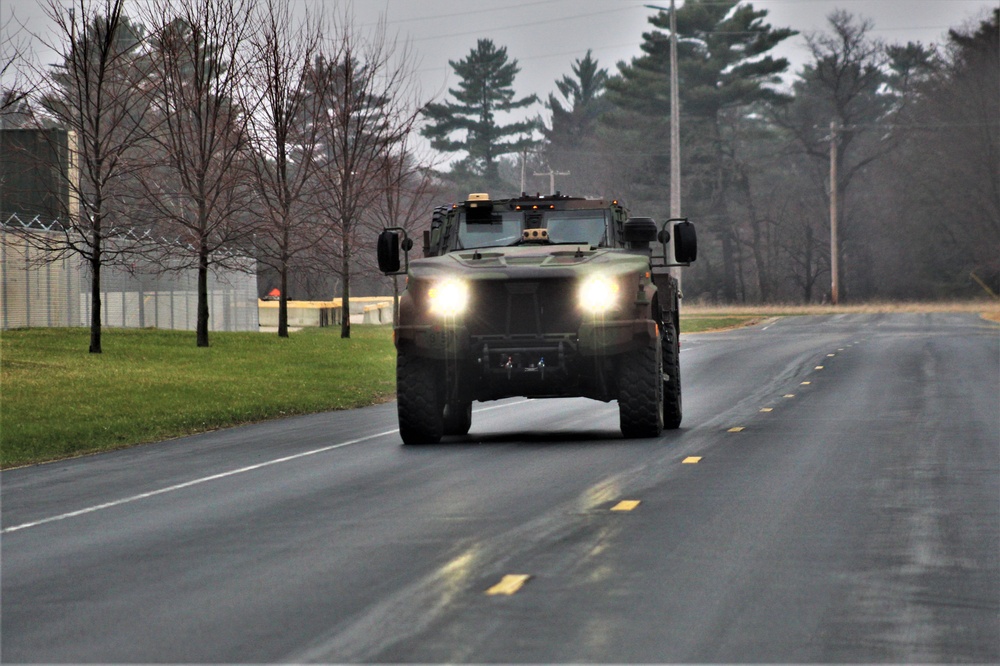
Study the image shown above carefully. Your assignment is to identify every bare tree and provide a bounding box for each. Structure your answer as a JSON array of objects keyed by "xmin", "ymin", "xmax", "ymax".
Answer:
[
  {"xmin": 140, "ymin": 0, "xmax": 257, "ymax": 347},
  {"xmin": 23, "ymin": 0, "xmax": 150, "ymax": 353},
  {"xmin": 373, "ymin": 135, "xmax": 441, "ymax": 325},
  {"xmin": 245, "ymin": 0, "xmax": 327, "ymax": 337},
  {"xmin": 314, "ymin": 16, "xmax": 422, "ymax": 338},
  {"xmin": 1, "ymin": 4, "xmax": 36, "ymax": 124},
  {"xmin": 778, "ymin": 11, "xmax": 896, "ymax": 300},
  {"xmin": 887, "ymin": 10, "xmax": 1000, "ymax": 296}
]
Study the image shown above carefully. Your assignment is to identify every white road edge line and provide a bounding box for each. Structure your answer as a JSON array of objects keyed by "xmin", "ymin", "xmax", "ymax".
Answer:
[
  {"xmin": 3, "ymin": 399, "xmax": 532, "ymax": 535},
  {"xmin": 2, "ymin": 429, "xmax": 395, "ymax": 534},
  {"xmin": 473, "ymin": 399, "xmax": 530, "ymax": 412}
]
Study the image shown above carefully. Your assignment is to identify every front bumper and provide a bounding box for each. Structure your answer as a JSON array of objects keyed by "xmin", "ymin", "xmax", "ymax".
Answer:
[{"xmin": 395, "ymin": 318, "xmax": 658, "ymax": 359}]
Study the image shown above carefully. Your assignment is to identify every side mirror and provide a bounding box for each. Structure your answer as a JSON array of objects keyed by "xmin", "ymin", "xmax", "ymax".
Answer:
[
  {"xmin": 377, "ymin": 229, "xmax": 404, "ymax": 273},
  {"xmin": 673, "ymin": 220, "xmax": 697, "ymax": 264}
]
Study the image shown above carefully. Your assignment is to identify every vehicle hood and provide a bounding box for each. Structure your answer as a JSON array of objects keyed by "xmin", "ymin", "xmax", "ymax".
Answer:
[{"xmin": 407, "ymin": 245, "xmax": 648, "ymax": 281}]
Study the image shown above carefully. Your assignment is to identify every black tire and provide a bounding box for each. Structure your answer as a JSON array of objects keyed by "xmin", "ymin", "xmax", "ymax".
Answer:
[
  {"xmin": 431, "ymin": 205, "xmax": 450, "ymax": 250},
  {"xmin": 397, "ymin": 350, "xmax": 443, "ymax": 444},
  {"xmin": 430, "ymin": 205, "xmax": 449, "ymax": 231},
  {"xmin": 662, "ymin": 319, "xmax": 682, "ymax": 429},
  {"xmin": 619, "ymin": 342, "xmax": 664, "ymax": 438},
  {"xmin": 443, "ymin": 400, "xmax": 472, "ymax": 436}
]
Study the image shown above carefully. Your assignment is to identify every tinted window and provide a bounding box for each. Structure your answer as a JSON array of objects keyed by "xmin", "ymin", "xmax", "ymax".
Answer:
[
  {"xmin": 458, "ymin": 211, "xmax": 524, "ymax": 248},
  {"xmin": 545, "ymin": 211, "xmax": 608, "ymax": 246},
  {"xmin": 456, "ymin": 208, "xmax": 609, "ymax": 248}
]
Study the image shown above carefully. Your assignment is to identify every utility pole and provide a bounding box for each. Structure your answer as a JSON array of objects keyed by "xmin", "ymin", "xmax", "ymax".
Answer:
[
  {"xmin": 533, "ymin": 168, "xmax": 570, "ymax": 195},
  {"xmin": 520, "ymin": 147, "xmax": 527, "ymax": 193},
  {"xmin": 829, "ymin": 119, "xmax": 840, "ymax": 305},
  {"xmin": 668, "ymin": 0, "xmax": 682, "ymax": 290},
  {"xmin": 645, "ymin": 1, "xmax": 682, "ymax": 287},
  {"xmin": 668, "ymin": 0, "xmax": 681, "ymax": 223}
]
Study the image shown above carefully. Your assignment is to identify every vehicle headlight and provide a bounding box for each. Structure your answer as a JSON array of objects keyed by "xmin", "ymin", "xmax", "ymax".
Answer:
[
  {"xmin": 578, "ymin": 275, "xmax": 620, "ymax": 314},
  {"xmin": 427, "ymin": 278, "xmax": 470, "ymax": 317}
]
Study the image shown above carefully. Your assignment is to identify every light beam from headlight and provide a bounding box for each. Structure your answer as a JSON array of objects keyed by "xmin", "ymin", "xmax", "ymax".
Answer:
[
  {"xmin": 427, "ymin": 279, "xmax": 470, "ymax": 317},
  {"xmin": 578, "ymin": 275, "xmax": 619, "ymax": 314}
]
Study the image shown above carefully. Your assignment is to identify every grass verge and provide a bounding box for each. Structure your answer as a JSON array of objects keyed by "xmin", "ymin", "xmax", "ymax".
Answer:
[
  {"xmin": 1, "ymin": 326, "xmax": 395, "ymax": 468},
  {"xmin": 680, "ymin": 300, "xmax": 1000, "ymax": 332},
  {"xmin": 681, "ymin": 300, "xmax": 1000, "ymax": 317},
  {"xmin": 680, "ymin": 315, "xmax": 765, "ymax": 333}
]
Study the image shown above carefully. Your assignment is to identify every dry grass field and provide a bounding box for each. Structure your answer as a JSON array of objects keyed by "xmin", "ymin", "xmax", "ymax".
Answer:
[
  {"xmin": 682, "ymin": 300, "xmax": 1000, "ymax": 317},
  {"xmin": 679, "ymin": 301, "xmax": 1000, "ymax": 333}
]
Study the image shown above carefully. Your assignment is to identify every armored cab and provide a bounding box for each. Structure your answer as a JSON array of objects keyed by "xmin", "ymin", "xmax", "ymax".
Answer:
[{"xmin": 377, "ymin": 193, "xmax": 696, "ymax": 444}]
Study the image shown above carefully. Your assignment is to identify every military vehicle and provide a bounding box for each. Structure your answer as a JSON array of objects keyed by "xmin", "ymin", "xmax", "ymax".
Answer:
[{"xmin": 376, "ymin": 193, "xmax": 697, "ymax": 444}]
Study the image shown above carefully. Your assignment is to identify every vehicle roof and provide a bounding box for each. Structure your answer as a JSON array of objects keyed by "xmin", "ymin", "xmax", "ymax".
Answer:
[{"xmin": 458, "ymin": 193, "xmax": 621, "ymax": 212}]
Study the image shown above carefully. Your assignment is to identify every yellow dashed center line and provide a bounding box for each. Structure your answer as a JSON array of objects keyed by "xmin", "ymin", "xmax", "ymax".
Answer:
[
  {"xmin": 485, "ymin": 574, "xmax": 532, "ymax": 596},
  {"xmin": 465, "ymin": 338, "xmax": 855, "ymax": 605}
]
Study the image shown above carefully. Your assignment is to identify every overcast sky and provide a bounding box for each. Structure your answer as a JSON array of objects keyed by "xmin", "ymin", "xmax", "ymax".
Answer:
[{"xmin": 4, "ymin": 0, "xmax": 997, "ymax": 127}]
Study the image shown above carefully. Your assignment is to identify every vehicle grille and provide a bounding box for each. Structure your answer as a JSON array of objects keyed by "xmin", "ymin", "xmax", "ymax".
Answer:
[{"xmin": 466, "ymin": 279, "xmax": 579, "ymax": 338}]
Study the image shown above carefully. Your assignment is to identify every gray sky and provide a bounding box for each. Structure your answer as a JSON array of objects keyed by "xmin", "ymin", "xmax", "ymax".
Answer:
[
  {"xmin": 347, "ymin": 0, "xmax": 998, "ymax": 101},
  {"xmin": 4, "ymin": 0, "xmax": 997, "ymax": 131}
]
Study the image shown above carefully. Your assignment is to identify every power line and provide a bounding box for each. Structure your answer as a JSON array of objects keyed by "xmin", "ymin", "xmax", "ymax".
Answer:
[
  {"xmin": 405, "ymin": 7, "xmax": 645, "ymax": 44},
  {"xmin": 345, "ymin": 0, "xmax": 568, "ymax": 26}
]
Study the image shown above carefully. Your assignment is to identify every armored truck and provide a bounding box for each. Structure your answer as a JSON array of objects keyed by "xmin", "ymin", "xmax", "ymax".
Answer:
[{"xmin": 376, "ymin": 193, "xmax": 696, "ymax": 444}]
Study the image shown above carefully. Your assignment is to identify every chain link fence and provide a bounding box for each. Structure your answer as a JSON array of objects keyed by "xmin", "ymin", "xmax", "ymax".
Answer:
[{"xmin": 1, "ymin": 217, "xmax": 258, "ymax": 331}]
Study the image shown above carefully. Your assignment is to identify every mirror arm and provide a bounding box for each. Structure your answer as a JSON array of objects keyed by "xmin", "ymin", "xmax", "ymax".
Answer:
[
  {"xmin": 658, "ymin": 217, "xmax": 689, "ymax": 265},
  {"xmin": 382, "ymin": 227, "xmax": 412, "ymax": 276}
]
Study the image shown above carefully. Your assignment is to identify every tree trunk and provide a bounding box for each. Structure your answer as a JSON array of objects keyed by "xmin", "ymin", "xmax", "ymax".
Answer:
[
  {"xmin": 711, "ymin": 120, "xmax": 737, "ymax": 303},
  {"xmin": 278, "ymin": 225, "xmax": 289, "ymax": 337},
  {"xmin": 720, "ymin": 231, "xmax": 737, "ymax": 302},
  {"xmin": 278, "ymin": 262, "xmax": 289, "ymax": 338},
  {"xmin": 197, "ymin": 245, "xmax": 210, "ymax": 347},
  {"xmin": 740, "ymin": 175, "xmax": 771, "ymax": 302},
  {"xmin": 750, "ymin": 217, "xmax": 770, "ymax": 302},
  {"xmin": 88, "ymin": 238, "xmax": 102, "ymax": 354},
  {"xmin": 803, "ymin": 225, "xmax": 814, "ymax": 303},
  {"xmin": 340, "ymin": 229, "xmax": 351, "ymax": 339}
]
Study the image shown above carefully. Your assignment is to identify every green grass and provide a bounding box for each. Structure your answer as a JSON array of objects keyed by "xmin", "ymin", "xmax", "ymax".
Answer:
[{"xmin": 1, "ymin": 326, "xmax": 395, "ymax": 468}]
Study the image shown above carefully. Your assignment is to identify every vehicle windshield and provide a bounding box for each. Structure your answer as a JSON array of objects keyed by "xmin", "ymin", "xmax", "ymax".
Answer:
[
  {"xmin": 458, "ymin": 211, "xmax": 524, "ymax": 248},
  {"xmin": 457, "ymin": 209, "xmax": 608, "ymax": 249},
  {"xmin": 545, "ymin": 211, "xmax": 608, "ymax": 245}
]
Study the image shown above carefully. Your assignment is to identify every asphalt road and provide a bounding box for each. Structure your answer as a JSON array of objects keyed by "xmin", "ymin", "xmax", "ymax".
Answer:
[{"xmin": 3, "ymin": 313, "xmax": 998, "ymax": 663}]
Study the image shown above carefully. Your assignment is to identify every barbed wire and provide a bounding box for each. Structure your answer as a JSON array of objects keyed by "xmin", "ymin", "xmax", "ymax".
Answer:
[{"xmin": 0, "ymin": 212, "xmax": 250, "ymax": 259}]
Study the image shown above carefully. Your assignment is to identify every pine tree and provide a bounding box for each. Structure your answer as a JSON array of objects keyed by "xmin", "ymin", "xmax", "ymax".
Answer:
[
  {"xmin": 604, "ymin": 0, "xmax": 795, "ymax": 301},
  {"xmin": 546, "ymin": 49, "xmax": 609, "ymax": 143},
  {"xmin": 421, "ymin": 39, "xmax": 539, "ymax": 191},
  {"xmin": 544, "ymin": 50, "xmax": 611, "ymax": 193}
]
